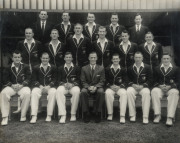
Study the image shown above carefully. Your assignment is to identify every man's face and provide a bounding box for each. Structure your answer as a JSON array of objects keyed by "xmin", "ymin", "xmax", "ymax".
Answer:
[
  {"xmin": 74, "ymin": 25, "xmax": 83, "ymax": 35},
  {"xmin": 98, "ymin": 28, "xmax": 106, "ymax": 39},
  {"xmin": 41, "ymin": 54, "xmax": 50, "ymax": 65},
  {"xmin": 145, "ymin": 33, "xmax": 153, "ymax": 44},
  {"xmin": 112, "ymin": 56, "xmax": 120, "ymax": 65},
  {"xmin": 87, "ymin": 14, "xmax": 95, "ymax": 23},
  {"xmin": 134, "ymin": 53, "xmax": 143, "ymax": 64},
  {"xmin": 25, "ymin": 29, "xmax": 34, "ymax": 40},
  {"xmin": 62, "ymin": 13, "xmax": 70, "ymax": 22},
  {"xmin": 162, "ymin": 55, "xmax": 171, "ymax": 66},
  {"xmin": 122, "ymin": 32, "xmax": 129, "ymax": 43},
  {"xmin": 64, "ymin": 54, "xmax": 73, "ymax": 64},
  {"xmin": 89, "ymin": 53, "xmax": 97, "ymax": 65},
  {"xmin": 39, "ymin": 11, "xmax": 48, "ymax": 20},
  {"xmin": 50, "ymin": 30, "xmax": 59, "ymax": 40},
  {"xmin": 134, "ymin": 15, "xmax": 142, "ymax": 25},
  {"xmin": 111, "ymin": 15, "xmax": 119, "ymax": 25},
  {"xmin": 12, "ymin": 53, "xmax": 22, "ymax": 64}
]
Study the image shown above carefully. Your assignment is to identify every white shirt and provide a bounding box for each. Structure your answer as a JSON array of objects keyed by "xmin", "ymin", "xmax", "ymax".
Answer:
[
  {"xmin": 73, "ymin": 34, "xmax": 84, "ymax": 44},
  {"xmin": 110, "ymin": 64, "xmax": 120, "ymax": 72},
  {"xmin": 120, "ymin": 41, "xmax": 131, "ymax": 53},
  {"xmin": 49, "ymin": 40, "xmax": 61, "ymax": 55},
  {"xmin": 144, "ymin": 42, "xmax": 156, "ymax": 54},
  {"xmin": 64, "ymin": 63, "xmax": 74, "ymax": 71},
  {"xmin": 41, "ymin": 20, "xmax": 46, "ymax": 29},
  {"xmin": 97, "ymin": 38, "xmax": 108, "ymax": 52},
  {"xmin": 110, "ymin": 23, "xmax": 119, "ymax": 33},
  {"xmin": 161, "ymin": 63, "xmax": 173, "ymax": 72},
  {"xmin": 90, "ymin": 64, "xmax": 96, "ymax": 70},
  {"xmin": 86, "ymin": 22, "xmax": 96, "ymax": 37},
  {"xmin": 136, "ymin": 24, "xmax": 141, "ymax": 31},
  {"xmin": 11, "ymin": 62, "xmax": 23, "ymax": 72},
  {"xmin": 24, "ymin": 39, "xmax": 35, "ymax": 51},
  {"xmin": 62, "ymin": 22, "xmax": 71, "ymax": 34},
  {"xmin": 133, "ymin": 62, "xmax": 144, "ymax": 73}
]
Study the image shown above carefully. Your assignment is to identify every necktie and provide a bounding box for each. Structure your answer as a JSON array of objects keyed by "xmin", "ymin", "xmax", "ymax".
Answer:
[
  {"xmin": 91, "ymin": 66, "xmax": 94, "ymax": 76},
  {"xmin": 137, "ymin": 25, "xmax": 140, "ymax": 32},
  {"xmin": 42, "ymin": 22, "xmax": 45, "ymax": 34}
]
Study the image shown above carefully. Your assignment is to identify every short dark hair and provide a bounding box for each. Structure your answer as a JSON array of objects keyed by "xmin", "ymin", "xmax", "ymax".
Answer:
[
  {"xmin": 12, "ymin": 50, "xmax": 22, "ymax": 57},
  {"xmin": 145, "ymin": 31, "xmax": 154, "ymax": 37},
  {"xmin": 74, "ymin": 23, "xmax": 83, "ymax": 29},
  {"xmin": 134, "ymin": 51, "xmax": 143, "ymax": 57},
  {"xmin": 41, "ymin": 52, "xmax": 49, "ymax": 58},
  {"xmin": 135, "ymin": 13, "xmax": 142, "ymax": 19},
  {"xmin": 162, "ymin": 52, "xmax": 172, "ymax": 57},
  {"xmin": 98, "ymin": 26, "xmax": 106, "ymax": 31},
  {"xmin": 112, "ymin": 53, "xmax": 120, "ymax": 59},
  {"xmin": 89, "ymin": 51, "xmax": 97, "ymax": 57},
  {"xmin": 64, "ymin": 52, "xmax": 73, "ymax": 57},
  {"xmin": 51, "ymin": 29, "xmax": 59, "ymax": 34},
  {"xmin": 121, "ymin": 30, "xmax": 129, "ymax": 35},
  {"xmin": 25, "ymin": 27, "xmax": 34, "ymax": 33},
  {"xmin": 111, "ymin": 13, "xmax": 119, "ymax": 17}
]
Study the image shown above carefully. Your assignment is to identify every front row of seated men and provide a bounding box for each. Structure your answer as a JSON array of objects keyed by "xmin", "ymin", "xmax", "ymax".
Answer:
[{"xmin": 1, "ymin": 50, "xmax": 179, "ymax": 127}]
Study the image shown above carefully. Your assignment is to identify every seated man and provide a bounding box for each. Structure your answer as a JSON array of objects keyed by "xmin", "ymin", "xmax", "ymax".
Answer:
[
  {"xmin": 56, "ymin": 52, "xmax": 81, "ymax": 123},
  {"xmin": 1, "ymin": 50, "xmax": 31, "ymax": 125},
  {"xmin": 127, "ymin": 51, "xmax": 152, "ymax": 124},
  {"xmin": 30, "ymin": 52, "xmax": 56, "ymax": 123},
  {"xmin": 105, "ymin": 53, "xmax": 127, "ymax": 123},
  {"xmin": 151, "ymin": 53, "xmax": 179, "ymax": 126},
  {"xmin": 80, "ymin": 52, "xmax": 105, "ymax": 123}
]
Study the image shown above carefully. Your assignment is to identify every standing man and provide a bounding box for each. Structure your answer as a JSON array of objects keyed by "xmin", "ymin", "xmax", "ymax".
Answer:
[
  {"xmin": 30, "ymin": 52, "xmax": 56, "ymax": 123},
  {"xmin": 44, "ymin": 29, "xmax": 66, "ymax": 67},
  {"xmin": 151, "ymin": 53, "xmax": 179, "ymax": 126},
  {"xmin": 128, "ymin": 13, "xmax": 149, "ymax": 45},
  {"xmin": 56, "ymin": 52, "xmax": 80, "ymax": 123},
  {"xmin": 1, "ymin": 50, "xmax": 31, "ymax": 125},
  {"xmin": 105, "ymin": 53, "xmax": 127, "ymax": 123},
  {"xmin": 66, "ymin": 23, "xmax": 92, "ymax": 67},
  {"xmin": 92, "ymin": 26, "xmax": 114, "ymax": 68},
  {"xmin": 138, "ymin": 32, "xmax": 163, "ymax": 71},
  {"xmin": 16, "ymin": 27, "xmax": 42, "ymax": 72},
  {"xmin": 33, "ymin": 10, "xmax": 54, "ymax": 44},
  {"xmin": 115, "ymin": 30, "xmax": 138, "ymax": 70},
  {"xmin": 80, "ymin": 52, "xmax": 105, "ymax": 123},
  {"xmin": 127, "ymin": 51, "xmax": 152, "ymax": 124},
  {"xmin": 83, "ymin": 13, "xmax": 100, "ymax": 43},
  {"xmin": 54, "ymin": 12, "xmax": 74, "ymax": 44},
  {"xmin": 106, "ymin": 13, "xmax": 125, "ymax": 46}
]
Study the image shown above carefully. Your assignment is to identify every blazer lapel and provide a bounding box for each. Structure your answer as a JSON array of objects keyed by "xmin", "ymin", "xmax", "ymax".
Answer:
[
  {"xmin": 85, "ymin": 25, "xmax": 91, "ymax": 38},
  {"xmin": 103, "ymin": 42, "xmax": 108, "ymax": 54},
  {"xmin": 144, "ymin": 44, "xmax": 151, "ymax": 54},
  {"xmin": 56, "ymin": 43, "xmax": 62, "ymax": 54},
  {"xmin": 92, "ymin": 65, "xmax": 98, "ymax": 80},
  {"xmin": 49, "ymin": 44, "xmax": 55, "ymax": 57}
]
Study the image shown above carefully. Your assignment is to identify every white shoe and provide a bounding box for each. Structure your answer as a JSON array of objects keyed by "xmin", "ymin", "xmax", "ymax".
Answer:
[
  {"xmin": 70, "ymin": 114, "xmax": 76, "ymax": 121},
  {"xmin": 143, "ymin": 117, "xmax": 149, "ymax": 124},
  {"xmin": 120, "ymin": 116, "xmax": 125, "ymax": 124},
  {"xmin": 30, "ymin": 116, "xmax": 37, "ymax": 124},
  {"xmin": 166, "ymin": 117, "xmax": 173, "ymax": 126},
  {"xmin": 107, "ymin": 114, "xmax": 113, "ymax": 121},
  {"xmin": 59, "ymin": 115, "xmax": 66, "ymax": 124},
  {"xmin": 20, "ymin": 117, "xmax": 26, "ymax": 122},
  {"xmin": 45, "ymin": 116, "xmax": 52, "ymax": 122},
  {"xmin": 130, "ymin": 116, "xmax": 136, "ymax": 122},
  {"xmin": 1, "ymin": 117, "xmax": 8, "ymax": 126},
  {"xmin": 153, "ymin": 115, "xmax": 161, "ymax": 124}
]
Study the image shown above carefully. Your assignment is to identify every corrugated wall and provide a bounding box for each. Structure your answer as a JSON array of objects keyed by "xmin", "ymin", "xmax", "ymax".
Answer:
[{"xmin": 0, "ymin": 0, "xmax": 180, "ymax": 11}]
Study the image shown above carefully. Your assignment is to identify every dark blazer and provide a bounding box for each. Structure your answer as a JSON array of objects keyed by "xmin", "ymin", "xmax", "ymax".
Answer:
[
  {"xmin": 54, "ymin": 23, "xmax": 74, "ymax": 44},
  {"xmin": 153, "ymin": 65, "xmax": 179, "ymax": 89},
  {"xmin": 31, "ymin": 64, "xmax": 57, "ymax": 87},
  {"xmin": 127, "ymin": 63, "xmax": 153, "ymax": 88},
  {"xmin": 44, "ymin": 42, "xmax": 66, "ymax": 67},
  {"xmin": 33, "ymin": 20, "xmax": 54, "ymax": 44},
  {"xmin": 66, "ymin": 36, "xmax": 92, "ymax": 67},
  {"xmin": 92, "ymin": 40, "xmax": 115, "ymax": 67},
  {"xmin": 16, "ymin": 40, "xmax": 42, "ymax": 67},
  {"xmin": 81, "ymin": 64, "xmax": 105, "ymax": 88},
  {"xmin": 138, "ymin": 42, "xmax": 163, "ymax": 69},
  {"xmin": 2, "ymin": 63, "xmax": 31, "ymax": 87},
  {"xmin": 105, "ymin": 65, "xmax": 127, "ymax": 88},
  {"xmin": 83, "ymin": 24, "xmax": 100, "ymax": 43},
  {"xmin": 114, "ymin": 42, "xmax": 138, "ymax": 69},
  {"xmin": 57, "ymin": 65, "xmax": 80, "ymax": 87},
  {"xmin": 106, "ymin": 24, "xmax": 125, "ymax": 45},
  {"xmin": 128, "ymin": 25, "xmax": 149, "ymax": 45}
]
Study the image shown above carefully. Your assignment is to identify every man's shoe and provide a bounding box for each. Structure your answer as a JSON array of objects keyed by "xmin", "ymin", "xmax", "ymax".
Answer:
[
  {"xmin": 153, "ymin": 115, "xmax": 161, "ymax": 124},
  {"xmin": 59, "ymin": 115, "xmax": 66, "ymax": 124},
  {"xmin": 1, "ymin": 117, "xmax": 8, "ymax": 126},
  {"xmin": 83, "ymin": 112, "xmax": 90, "ymax": 123},
  {"xmin": 20, "ymin": 117, "xmax": 26, "ymax": 122},
  {"xmin": 30, "ymin": 116, "xmax": 37, "ymax": 124},
  {"xmin": 166, "ymin": 117, "xmax": 173, "ymax": 126},
  {"xmin": 143, "ymin": 117, "xmax": 149, "ymax": 124},
  {"xmin": 95, "ymin": 112, "xmax": 101, "ymax": 123},
  {"xmin": 120, "ymin": 116, "xmax": 125, "ymax": 124},
  {"xmin": 107, "ymin": 114, "xmax": 113, "ymax": 121},
  {"xmin": 70, "ymin": 114, "xmax": 76, "ymax": 121},
  {"xmin": 130, "ymin": 116, "xmax": 136, "ymax": 122},
  {"xmin": 45, "ymin": 116, "xmax": 52, "ymax": 122}
]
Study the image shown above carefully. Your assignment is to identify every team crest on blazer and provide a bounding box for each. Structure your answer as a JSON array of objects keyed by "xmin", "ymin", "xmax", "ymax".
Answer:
[
  {"xmin": 118, "ymin": 78, "xmax": 122, "ymax": 84},
  {"xmin": 49, "ymin": 78, "xmax": 51, "ymax": 81},
  {"xmin": 107, "ymin": 52, "xmax": 110, "ymax": 57},
  {"xmin": 59, "ymin": 54, "xmax": 63, "ymax": 58},
  {"xmin": 142, "ymin": 76, "xmax": 146, "ymax": 81},
  {"xmin": 170, "ymin": 79, "xmax": 174, "ymax": 83},
  {"xmin": 96, "ymin": 35, "xmax": 99, "ymax": 39},
  {"xmin": 156, "ymin": 54, "xmax": 158, "ymax": 59}
]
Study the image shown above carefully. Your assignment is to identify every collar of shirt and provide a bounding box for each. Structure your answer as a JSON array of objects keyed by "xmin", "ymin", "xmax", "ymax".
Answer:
[
  {"xmin": 161, "ymin": 63, "xmax": 173, "ymax": 68},
  {"xmin": 97, "ymin": 38, "xmax": 108, "ymax": 44},
  {"xmin": 136, "ymin": 24, "xmax": 141, "ymax": 30},
  {"xmin": 24, "ymin": 38, "xmax": 35, "ymax": 44},
  {"xmin": 110, "ymin": 23, "xmax": 119, "ymax": 27},
  {"xmin": 61, "ymin": 21, "xmax": 71, "ymax": 25},
  {"xmin": 86, "ymin": 22, "xmax": 96, "ymax": 26},
  {"xmin": 90, "ymin": 64, "xmax": 96, "ymax": 70},
  {"xmin": 73, "ymin": 34, "xmax": 84, "ymax": 40},
  {"xmin": 64, "ymin": 63, "xmax": 74, "ymax": 69},
  {"xmin": 144, "ymin": 42, "xmax": 156, "ymax": 47},
  {"xmin": 120, "ymin": 40, "xmax": 131, "ymax": 46},
  {"xmin": 50, "ymin": 40, "xmax": 61, "ymax": 45},
  {"xmin": 11, "ymin": 62, "xmax": 23, "ymax": 68},
  {"xmin": 133, "ymin": 62, "xmax": 144, "ymax": 69},
  {"xmin": 40, "ymin": 63, "xmax": 51, "ymax": 68},
  {"xmin": 41, "ymin": 20, "xmax": 46, "ymax": 24},
  {"xmin": 110, "ymin": 64, "xmax": 121, "ymax": 70}
]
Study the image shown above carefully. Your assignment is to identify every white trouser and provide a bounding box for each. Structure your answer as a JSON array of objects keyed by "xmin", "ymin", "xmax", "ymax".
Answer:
[
  {"xmin": 151, "ymin": 87, "xmax": 179, "ymax": 118},
  {"xmin": 127, "ymin": 87, "xmax": 151, "ymax": 118},
  {"xmin": 31, "ymin": 87, "xmax": 56, "ymax": 116},
  {"xmin": 1, "ymin": 86, "xmax": 31, "ymax": 118},
  {"xmin": 105, "ymin": 88, "xmax": 127, "ymax": 116},
  {"xmin": 56, "ymin": 86, "xmax": 80, "ymax": 116}
]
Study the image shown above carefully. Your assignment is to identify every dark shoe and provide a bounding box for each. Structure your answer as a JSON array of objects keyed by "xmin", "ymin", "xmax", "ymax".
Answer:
[
  {"xmin": 95, "ymin": 112, "xmax": 101, "ymax": 123},
  {"xmin": 83, "ymin": 112, "xmax": 90, "ymax": 123}
]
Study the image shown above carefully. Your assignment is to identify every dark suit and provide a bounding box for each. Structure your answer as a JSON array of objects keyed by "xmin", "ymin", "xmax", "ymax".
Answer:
[
  {"xmin": 128, "ymin": 25, "xmax": 149, "ymax": 45},
  {"xmin": 114, "ymin": 42, "xmax": 138, "ymax": 69},
  {"xmin": 44, "ymin": 42, "xmax": 66, "ymax": 67},
  {"xmin": 92, "ymin": 39, "xmax": 114, "ymax": 68},
  {"xmin": 80, "ymin": 64, "xmax": 105, "ymax": 113},
  {"xmin": 106, "ymin": 24, "xmax": 125, "ymax": 45}
]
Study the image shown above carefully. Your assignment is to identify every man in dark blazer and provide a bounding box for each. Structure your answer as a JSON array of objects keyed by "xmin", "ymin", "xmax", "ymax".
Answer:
[
  {"xmin": 151, "ymin": 53, "xmax": 179, "ymax": 126},
  {"xmin": 16, "ymin": 27, "xmax": 42, "ymax": 72},
  {"xmin": 44, "ymin": 29, "xmax": 66, "ymax": 67},
  {"xmin": 30, "ymin": 52, "xmax": 56, "ymax": 124},
  {"xmin": 1, "ymin": 50, "xmax": 31, "ymax": 125},
  {"xmin": 33, "ymin": 10, "xmax": 54, "ymax": 44},
  {"xmin": 83, "ymin": 13, "xmax": 100, "ymax": 43},
  {"xmin": 105, "ymin": 53, "xmax": 127, "ymax": 123},
  {"xmin": 80, "ymin": 52, "xmax": 105, "ymax": 123},
  {"xmin": 56, "ymin": 52, "xmax": 81, "ymax": 123},
  {"xmin": 66, "ymin": 23, "xmax": 92, "ymax": 67},
  {"xmin": 54, "ymin": 12, "xmax": 74, "ymax": 45},
  {"xmin": 128, "ymin": 13, "xmax": 149, "ymax": 45},
  {"xmin": 106, "ymin": 13, "xmax": 125, "ymax": 46},
  {"xmin": 92, "ymin": 26, "xmax": 114, "ymax": 68},
  {"xmin": 138, "ymin": 32, "xmax": 163, "ymax": 71},
  {"xmin": 114, "ymin": 30, "xmax": 138, "ymax": 70},
  {"xmin": 127, "ymin": 51, "xmax": 152, "ymax": 124}
]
